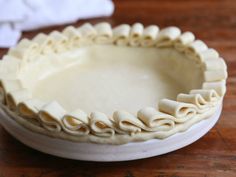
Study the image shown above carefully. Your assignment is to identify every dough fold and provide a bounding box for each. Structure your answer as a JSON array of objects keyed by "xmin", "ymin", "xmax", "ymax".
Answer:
[
  {"xmin": 204, "ymin": 69, "xmax": 227, "ymax": 82},
  {"xmin": 0, "ymin": 79, "xmax": 23, "ymax": 103},
  {"xmin": 141, "ymin": 25, "xmax": 159, "ymax": 47},
  {"xmin": 174, "ymin": 32, "xmax": 195, "ymax": 52},
  {"xmin": 62, "ymin": 109, "xmax": 90, "ymax": 136},
  {"xmin": 185, "ymin": 40, "xmax": 208, "ymax": 60},
  {"xmin": 38, "ymin": 101, "xmax": 66, "ymax": 132},
  {"xmin": 204, "ymin": 58, "xmax": 227, "ymax": 70},
  {"xmin": 94, "ymin": 22, "xmax": 113, "ymax": 44},
  {"xmin": 18, "ymin": 99, "xmax": 45, "ymax": 119},
  {"xmin": 190, "ymin": 89, "xmax": 220, "ymax": 104},
  {"xmin": 137, "ymin": 107, "xmax": 175, "ymax": 131},
  {"xmin": 202, "ymin": 81, "xmax": 226, "ymax": 96},
  {"xmin": 156, "ymin": 27, "xmax": 181, "ymax": 47},
  {"xmin": 0, "ymin": 56, "xmax": 21, "ymax": 74},
  {"xmin": 113, "ymin": 110, "xmax": 144, "ymax": 135},
  {"xmin": 197, "ymin": 48, "xmax": 219, "ymax": 62},
  {"xmin": 6, "ymin": 89, "xmax": 32, "ymax": 111},
  {"xmin": 177, "ymin": 93, "xmax": 210, "ymax": 113},
  {"xmin": 32, "ymin": 33, "xmax": 54, "ymax": 54},
  {"xmin": 158, "ymin": 99, "xmax": 197, "ymax": 122},
  {"xmin": 113, "ymin": 24, "xmax": 130, "ymax": 46},
  {"xmin": 49, "ymin": 31, "xmax": 68, "ymax": 53},
  {"xmin": 78, "ymin": 23, "xmax": 97, "ymax": 39},
  {"xmin": 90, "ymin": 112, "xmax": 115, "ymax": 137},
  {"xmin": 8, "ymin": 39, "xmax": 39, "ymax": 61},
  {"xmin": 62, "ymin": 26, "xmax": 82, "ymax": 48},
  {"xmin": 129, "ymin": 23, "xmax": 144, "ymax": 46}
]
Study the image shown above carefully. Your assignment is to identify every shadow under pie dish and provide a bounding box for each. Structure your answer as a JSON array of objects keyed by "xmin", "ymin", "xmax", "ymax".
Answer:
[{"xmin": 0, "ymin": 22, "xmax": 227, "ymax": 145}]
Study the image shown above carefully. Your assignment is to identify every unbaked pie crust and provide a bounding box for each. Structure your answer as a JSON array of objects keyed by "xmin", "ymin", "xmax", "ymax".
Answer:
[{"xmin": 0, "ymin": 22, "xmax": 227, "ymax": 144}]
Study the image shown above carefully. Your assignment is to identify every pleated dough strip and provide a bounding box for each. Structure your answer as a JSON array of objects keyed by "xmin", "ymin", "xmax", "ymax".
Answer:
[
  {"xmin": 8, "ymin": 38, "xmax": 39, "ymax": 62},
  {"xmin": 113, "ymin": 24, "xmax": 130, "ymax": 46},
  {"xmin": 141, "ymin": 25, "xmax": 159, "ymax": 47},
  {"xmin": 62, "ymin": 26, "xmax": 82, "ymax": 48},
  {"xmin": 203, "ymin": 58, "xmax": 227, "ymax": 71},
  {"xmin": 38, "ymin": 101, "xmax": 66, "ymax": 132},
  {"xmin": 177, "ymin": 93, "xmax": 210, "ymax": 113},
  {"xmin": 78, "ymin": 23, "xmax": 97, "ymax": 39},
  {"xmin": 32, "ymin": 33, "xmax": 54, "ymax": 54},
  {"xmin": 174, "ymin": 32, "xmax": 195, "ymax": 52},
  {"xmin": 113, "ymin": 110, "xmax": 144, "ymax": 135},
  {"xmin": 62, "ymin": 109, "xmax": 90, "ymax": 136},
  {"xmin": 0, "ymin": 55, "xmax": 21, "ymax": 74},
  {"xmin": 89, "ymin": 112, "xmax": 115, "ymax": 137},
  {"xmin": 204, "ymin": 69, "xmax": 227, "ymax": 82},
  {"xmin": 49, "ymin": 31, "xmax": 68, "ymax": 53},
  {"xmin": 158, "ymin": 99, "xmax": 197, "ymax": 122},
  {"xmin": 0, "ymin": 79, "xmax": 23, "ymax": 103},
  {"xmin": 94, "ymin": 22, "xmax": 113, "ymax": 44},
  {"xmin": 6, "ymin": 89, "xmax": 32, "ymax": 111},
  {"xmin": 129, "ymin": 23, "xmax": 144, "ymax": 47},
  {"xmin": 17, "ymin": 99, "xmax": 45, "ymax": 119},
  {"xmin": 202, "ymin": 80, "xmax": 226, "ymax": 97},
  {"xmin": 185, "ymin": 40, "xmax": 208, "ymax": 60},
  {"xmin": 196, "ymin": 48, "xmax": 219, "ymax": 62},
  {"xmin": 137, "ymin": 107, "xmax": 175, "ymax": 131},
  {"xmin": 156, "ymin": 27, "xmax": 181, "ymax": 47},
  {"xmin": 190, "ymin": 89, "xmax": 220, "ymax": 104}
]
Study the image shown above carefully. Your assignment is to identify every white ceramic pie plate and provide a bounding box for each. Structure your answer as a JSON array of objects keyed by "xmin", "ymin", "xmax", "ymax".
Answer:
[{"xmin": 0, "ymin": 104, "xmax": 222, "ymax": 162}]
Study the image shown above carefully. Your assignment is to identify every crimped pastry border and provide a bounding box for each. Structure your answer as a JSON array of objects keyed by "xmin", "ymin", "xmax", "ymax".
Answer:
[{"xmin": 0, "ymin": 22, "xmax": 227, "ymax": 144}]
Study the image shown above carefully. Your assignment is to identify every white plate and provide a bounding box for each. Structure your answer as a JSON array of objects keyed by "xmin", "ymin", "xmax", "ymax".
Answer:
[{"xmin": 0, "ymin": 105, "xmax": 222, "ymax": 162}]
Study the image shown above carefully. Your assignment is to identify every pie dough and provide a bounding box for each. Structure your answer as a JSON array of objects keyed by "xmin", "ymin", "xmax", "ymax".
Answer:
[{"xmin": 0, "ymin": 22, "xmax": 227, "ymax": 144}]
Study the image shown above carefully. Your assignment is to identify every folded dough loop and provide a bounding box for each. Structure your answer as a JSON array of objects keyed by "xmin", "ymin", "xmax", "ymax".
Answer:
[
  {"xmin": 38, "ymin": 101, "xmax": 66, "ymax": 132},
  {"xmin": 62, "ymin": 109, "xmax": 90, "ymax": 136},
  {"xmin": 204, "ymin": 69, "xmax": 227, "ymax": 82},
  {"xmin": 113, "ymin": 111, "xmax": 144, "ymax": 135},
  {"xmin": 177, "ymin": 93, "xmax": 210, "ymax": 113},
  {"xmin": 204, "ymin": 58, "xmax": 227, "ymax": 71},
  {"xmin": 202, "ymin": 80, "xmax": 226, "ymax": 96},
  {"xmin": 49, "ymin": 31, "xmax": 68, "ymax": 53},
  {"xmin": 18, "ymin": 99, "xmax": 45, "ymax": 119},
  {"xmin": 190, "ymin": 89, "xmax": 220, "ymax": 105},
  {"xmin": 90, "ymin": 112, "xmax": 115, "ymax": 137},
  {"xmin": 137, "ymin": 107, "xmax": 175, "ymax": 131},
  {"xmin": 174, "ymin": 32, "xmax": 195, "ymax": 52},
  {"xmin": 78, "ymin": 23, "xmax": 97, "ymax": 41},
  {"xmin": 113, "ymin": 24, "xmax": 130, "ymax": 46},
  {"xmin": 6, "ymin": 89, "xmax": 32, "ymax": 111},
  {"xmin": 94, "ymin": 22, "xmax": 113, "ymax": 44},
  {"xmin": 158, "ymin": 99, "xmax": 197, "ymax": 122},
  {"xmin": 156, "ymin": 27, "xmax": 181, "ymax": 47},
  {"xmin": 129, "ymin": 23, "xmax": 144, "ymax": 47},
  {"xmin": 185, "ymin": 40, "xmax": 208, "ymax": 61},
  {"xmin": 141, "ymin": 25, "xmax": 159, "ymax": 47},
  {"xmin": 0, "ymin": 79, "xmax": 23, "ymax": 103},
  {"xmin": 7, "ymin": 38, "xmax": 39, "ymax": 62},
  {"xmin": 0, "ymin": 56, "xmax": 21, "ymax": 74},
  {"xmin": 32, "ymin": 33, "xmax": 54, "ymax": 54},
  {"xmin": 196, "ymin": 48, "xmax": 219, "ymax": 62},
  {"xmin": 62, "ymin": 26, "xmax": 82, "ymax": 48}
]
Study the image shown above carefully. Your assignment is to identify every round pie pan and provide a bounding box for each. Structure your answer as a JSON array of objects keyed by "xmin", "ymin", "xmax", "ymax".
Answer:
[{"xmin": 0, "ymin": 104, "xmax": 222, "ymax": 162}]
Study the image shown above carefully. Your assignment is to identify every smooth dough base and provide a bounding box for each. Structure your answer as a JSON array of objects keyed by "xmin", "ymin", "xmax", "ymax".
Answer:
[{"xmin": 29, "ymin": 45, "xmax": 200, "ymax": 115}]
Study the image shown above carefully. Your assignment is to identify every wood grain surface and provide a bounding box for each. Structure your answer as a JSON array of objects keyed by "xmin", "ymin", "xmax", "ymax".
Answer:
[{"xmin": 0, "ymin": 0, "xmax": 236, "ymax": 176}]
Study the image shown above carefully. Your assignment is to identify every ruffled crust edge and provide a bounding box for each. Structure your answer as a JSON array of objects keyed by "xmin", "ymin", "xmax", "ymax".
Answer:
[{"xmin": 0, "ymin": 22, "xmax": 227, "ymax": 144}]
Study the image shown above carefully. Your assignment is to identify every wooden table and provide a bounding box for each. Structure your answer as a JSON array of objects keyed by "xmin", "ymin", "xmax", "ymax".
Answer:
[{"xmin": 0, "ymin": 0, "xmax": 236, "ymax": 176}]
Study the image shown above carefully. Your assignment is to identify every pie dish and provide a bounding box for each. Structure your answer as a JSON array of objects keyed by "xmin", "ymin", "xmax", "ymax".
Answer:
[{"xmin": 0, "ymin": 22, "xmax": 227, "ymax": 144}]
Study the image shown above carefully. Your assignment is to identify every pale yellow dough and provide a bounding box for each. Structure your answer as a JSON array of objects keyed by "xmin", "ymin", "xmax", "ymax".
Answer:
[
  {"xmin": 26, "ymin": 45, "xmax": 202, "ymax": 116},
  {"xmin": 0, "ymin": 23, "xmax": 227, "ymax": 144}
]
